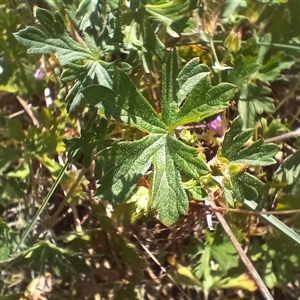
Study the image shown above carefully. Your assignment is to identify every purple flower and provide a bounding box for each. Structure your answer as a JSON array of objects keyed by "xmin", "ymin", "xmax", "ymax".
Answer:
[
  {"xmin": 34, "ymin": 63, "xmax": 45, "ymax": 80},
  {"xmin": 207, "ymin": 116, "xmax": 223, "ymax": 136}
]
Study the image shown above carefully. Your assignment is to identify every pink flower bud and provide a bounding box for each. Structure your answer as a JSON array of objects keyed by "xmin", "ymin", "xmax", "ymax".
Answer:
[
  {"xmin": 34, "ymin": 63, "xmax": 45, "ymax": 80},
  {"xmin": 207, "ymin": 115, "xmax": 223, "ymax": 136}
]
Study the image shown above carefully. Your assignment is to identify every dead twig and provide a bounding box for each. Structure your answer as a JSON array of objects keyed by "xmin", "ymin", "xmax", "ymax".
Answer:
[
  {"xmin": 16, "ymin": 95, "xmax": 39, "ymax": 127},
  {"xmin": 209, "ymin": 198, "xmax": 274, "ymax": 300}
]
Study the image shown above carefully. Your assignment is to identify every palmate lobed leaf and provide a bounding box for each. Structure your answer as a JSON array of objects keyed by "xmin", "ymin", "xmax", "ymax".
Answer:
[
  {"xmin": 210, "ymin": 227, "xmax": 239, "ymax": 272},
  {"xmin": 61, "ymin": 60, "xmax": 131, "ymax": 111},
  {"xmin": 232, "ymin": 172, "xmax": 263, "ymax": 201},
  {"xmin": 223, "ymin": 172, "xmax": 264, "ymax": 206},
  {"xmin": 222, "ymin": 120, "xmax": 254, "ymax": 157},
  {"xmin": 219, "ymin": 117, "xmax": 278, "ymax": 204},
  {"xmin": 83, "ymin": 48, "xmax": 235, "ymax": 225},
  {"xmin": 170, "ymin": 56, "xmax": 235, "ymax": 130},
  {"xmin": 230, "ymin": 40, "xmax": 293, "ymax": 130},
  {"xmin": 229, "ymin": 54, "xmax": 260, "ymax": 89},
  {"xmin": 14, "ymin": 9, "xmax": 94, "ymax": 65},
  {"xmin": 229, "ymin": 40, "xmax": 293, "ymax": 130},
  {"xmin": 190, "ymin": 228, "xmax": 240, "ymax": 283},
  {"xmin": 14, "ymin": 8, "xmax": 131, "ymax": 112},
  {"xmin": 71, "ymin": 0, "xmax": 114, "ymax": 32},
  {"xmin": 222, "ymin": 117, "xmax": 278, "ymax": 166},
  {"xmin": 231, "ymin": 140, "xmax": 278, "ymax": 166},
  {"xmin": 96, "ymin": 134, "xmax": 209, "ymax": 225}
]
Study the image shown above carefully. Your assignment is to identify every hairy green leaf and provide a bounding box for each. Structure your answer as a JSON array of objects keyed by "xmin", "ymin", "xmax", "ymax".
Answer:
[
  {"xmin": 83, "ymin": 48, "xmax": 236, "ymax": 225},
  {"xmin": 210, "ymin": 227, "xmax": 239, "ymax": 272},
  {"xmin": 191, "ymin": 227, "xmax": 239, "ymax": 282},
  {"xmin": 220, "ymin": 117, "xmax": 278, "ymax": 203},
  {"xmin": 172, "ymin": 81, "xmax": 235, "ymax": 129},
  {"xmin": 166, "ymin": 136, "xmax": 208, "ymax": 178},
  {"xmin": 230, "ymin": 45, "xmax": 292, "ymax": 129},
  {"xmin": 96, "ymin": 133, "xmax": 209, "ymax": 225},
  {"xmin": 62, "ymin": 60, "xmax": 130, "ymax": 111},
  {"xmin": 231, "ymin": 140, "xmax": 278, "ymax": 166},
  {"xmin": 222, "ymin": 117, "xmax": 278, "ymax": 166},
  {"xmin": 75, "ymin": 0, "xmax": 99, "ymax": 31},
  {"xmin": 232, "ymin": 172, "xmax": 263, "ymax": 201},
  {"xmin": 96, "ymin": 135, "xmax": 161, "ymax": 203},
  {"xmin": 222, "ymin": 118, "xmax": 254, "ymax": 157},
  {"xmin": 152, "ymin": 145, "xmax": 188, "ymax": 226},
  {"xmin": 83, "ymin": 69, "xmax": 167, "ymax": 133},
  {"xmin": 145, "ymin": 0, "xmax": 197, "ymax": 37},
  {"xmin": 14, "ymin": 9, "xmax": 94, "ymax": 65},
  {"xmin": 14, "ymin": 8, "xmax": 128, "ymax": 111},
  {"xmin": 161, "ymin": 47, "xmax": 179, "ymax": 125},
  {"xmin": 177, "ymin": 58, "xmax": 210, "ymax": 104}
]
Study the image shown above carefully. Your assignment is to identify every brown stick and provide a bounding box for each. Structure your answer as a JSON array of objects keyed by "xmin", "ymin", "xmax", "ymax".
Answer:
[
  {"xmin": 209, "ymin": 199, "xmax": 274, "ymax": 300},
  {"xmin": 16, "ymin": 95, "xmax": 39, "ymax": 127}
]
